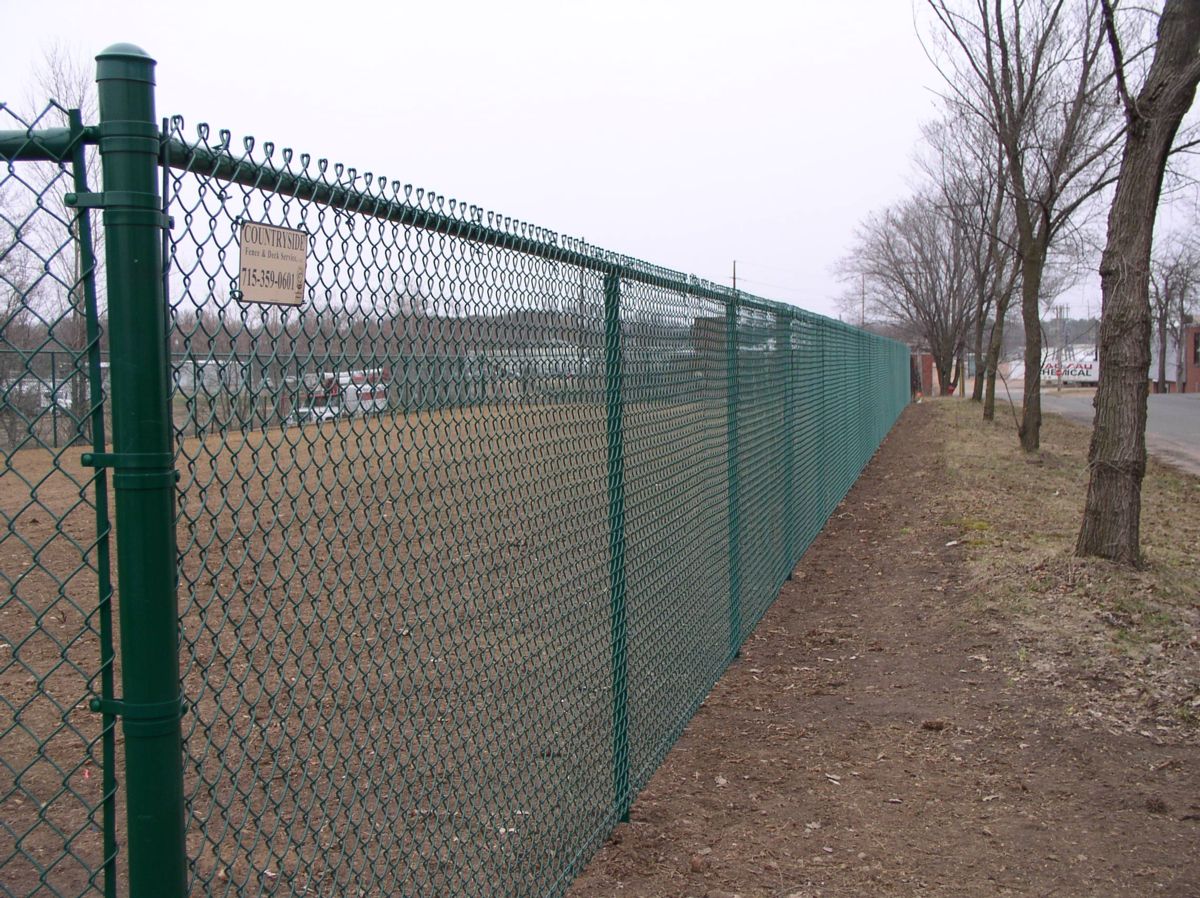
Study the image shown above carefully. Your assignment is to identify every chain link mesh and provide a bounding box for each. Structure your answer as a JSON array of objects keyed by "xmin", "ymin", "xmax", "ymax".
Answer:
[
  {"xmin": 2, "ymin": 100, "xmax": 908, "ymax": 898},
  {"xmin": 1, "ymin": 103, "xmax": 116, "ymax": 898},
  {"xmin": 161, "ymin": 117, "xmax": 908, "ymax": 897}
]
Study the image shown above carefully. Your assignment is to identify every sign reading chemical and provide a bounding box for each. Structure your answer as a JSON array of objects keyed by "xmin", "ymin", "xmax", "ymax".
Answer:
[
  {"xmin": 1041, "ymin": 359, "xmax": 1099, "ymax": 384},
  {"xmin": 237, "ymin": 221, "xmax": 308, "ymax": 305}
]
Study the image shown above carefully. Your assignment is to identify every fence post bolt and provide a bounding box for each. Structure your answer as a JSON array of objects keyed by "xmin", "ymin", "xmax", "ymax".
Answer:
[
  {"xmin": 603, "ymin": 268, "xmax": 630, "ymax": 822},
  {"xmin": 94, "ymin": 42, "xmax": 187, "ymax": 898}
]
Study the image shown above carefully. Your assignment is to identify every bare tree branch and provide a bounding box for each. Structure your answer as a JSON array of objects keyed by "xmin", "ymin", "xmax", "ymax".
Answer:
[{"xmin": 1102, "ymin": 0, "xmax": 1138, "ymax": 120}]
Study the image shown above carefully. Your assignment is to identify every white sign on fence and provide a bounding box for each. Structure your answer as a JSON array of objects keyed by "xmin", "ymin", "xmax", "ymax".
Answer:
[{"xmin": 237, "ymin": 221, "xmax": 308, "ymax": 306}]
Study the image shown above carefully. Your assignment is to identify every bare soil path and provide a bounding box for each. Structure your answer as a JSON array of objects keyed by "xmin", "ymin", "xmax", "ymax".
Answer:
[{"xmin": 567, "ymin": 403, "xmax": 1199, "ymax": 898}]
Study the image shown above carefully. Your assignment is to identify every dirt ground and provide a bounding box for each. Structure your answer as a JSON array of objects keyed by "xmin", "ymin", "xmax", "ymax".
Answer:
[
  {"xmin": 5, "ymin": 397, "xmax": 1196, "ymax": 898},
  {"xmin": 0, "ymin": 396, "xmax": 744, "ymax": 897},
  {"xmin": 567, "ymin": 402, "xmax": 1199, "ymax": 898}
]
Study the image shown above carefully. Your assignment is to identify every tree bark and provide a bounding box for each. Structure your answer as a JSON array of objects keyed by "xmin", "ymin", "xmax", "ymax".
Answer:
[
  {"xmin": 1078, "ymin": 0, "xmax": 1200, "ymax": 563},
  {"xmin": 935, "ymin": 356, "xmax": 954, "ymax": 396},
  {"xmin": 1018, "ymin": 247, "xmax": 1045, "ymax": 452},
  {"xmin": 983, "ymin": 267, "xmax": 1019, "ymax": 421},
  {"xmin": 971, "ymin": 298, "xmax": 987, "ymax": 401},
  {"xmin": 983, "ymin": 314, "xmax": 1006, "ymax": 420}
]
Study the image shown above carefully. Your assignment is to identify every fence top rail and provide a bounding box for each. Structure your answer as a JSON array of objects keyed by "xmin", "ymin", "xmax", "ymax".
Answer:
[
  {"xmin": 1, "ymin": 110, "xmax": 908, "ymax": 351},
  {"xmin": 0, "ymin": 125, "xmax": 83, "ymax": 162},
  {"xmin": 164, "ymin": 125, "xmax": 907, "ymax": 349},
  {"xmin": 162, "ymin": 128, "xmax": 768, "ymax": 303},
  {"xmin": 0, "ymin": 97, "xmax": 95, "ymax": 161}
]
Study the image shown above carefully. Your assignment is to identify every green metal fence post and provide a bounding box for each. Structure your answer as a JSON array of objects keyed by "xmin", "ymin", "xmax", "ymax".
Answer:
[
  {"xmin": 725, "ymin": 293, "xmax": 741, "ymax": 659},
  {"xmin": 819, "ymin": 323, "xmax": 829, "ymax": 519},
  {"xmin": 776, "ymin": 310, "xmax": 796, "ymax": 574},
  {"xmin": 82, "ymin": 43, "xmax": 187, "ymax": 898},
  {"xmin": 603, "ymin": 268, "xmax": 630, "ymax": 822},
  {"xmin": 67, "ymin": 103, "xmax": 120, "ymax": 898}
]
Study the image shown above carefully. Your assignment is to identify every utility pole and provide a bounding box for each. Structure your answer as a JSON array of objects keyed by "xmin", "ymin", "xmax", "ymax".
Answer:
[
  {"xmin": 732, "ymin": 259, "xmax": 737, "ymax": 292},
  {"xmin": 1055, "ymin": 305, "xmax": 1066, "ymax": 392},
  {"xmin": 861, "ymin": 274, "xmax": 866, "ymax": 327}
]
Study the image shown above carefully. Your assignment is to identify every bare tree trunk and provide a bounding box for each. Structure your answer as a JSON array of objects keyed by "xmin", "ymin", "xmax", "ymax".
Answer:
[
  {"xmin": 983, "ymin": 315, "xmax": 1006, "ymax": 420},
  {"xmin": 1156, "ymin": 310, "xmax": 1168, "ymax": 392},
  {"xmin": 1078, "ymin": 246, "xmax": 1152, "ymax": 563},
  {"xmin": 1078, "ymin": 0, "xmax": 1200, "ymax": 563},
  {"xmin": 1178, "ymin": 305, "xmax": 1188, "ymax": 392},
  {"xmin": 935, "ymin": 356, "xmax": 954, "ymax": 396},
  {"xmin": 984, "ymin": 370, "xmax": 999, "ymax": 418},
  {"xmin": 970, "ymin": 309, "xmax": 986, "ymax": 401},
  {"xmin": 983, "ymin": 265, "xmax": 1019, "ymax": 421},
  {"xmin": 1018, "ymin": 249, "xmax": 1045, "ymax": 452}
]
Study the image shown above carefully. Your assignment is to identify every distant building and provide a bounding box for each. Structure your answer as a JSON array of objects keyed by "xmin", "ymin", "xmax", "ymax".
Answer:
[
  {"xmin": 1149, "ymin": 323, "xmax": 1200, "ymax": 393},
  {"xmin": 913, "ymin": 350, "xmax": 970, "ymax": 396}
]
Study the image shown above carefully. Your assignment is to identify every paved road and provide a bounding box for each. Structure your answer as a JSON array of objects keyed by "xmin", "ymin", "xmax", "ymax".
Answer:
[{"xmin": 1039, "ymin": 390, "xmax": 1200, "ymax": 476}]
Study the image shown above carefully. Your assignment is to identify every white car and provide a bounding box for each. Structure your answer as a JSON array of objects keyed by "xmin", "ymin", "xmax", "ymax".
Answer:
[{"xmin": 287, "ymin": 404, "xmax": 341, "ymax": 425}]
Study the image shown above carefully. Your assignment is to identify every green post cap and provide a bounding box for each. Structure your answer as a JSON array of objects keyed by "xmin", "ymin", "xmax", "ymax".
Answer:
[{"xmin": 96, "ymin": 43, "xmax": 156, "ymax": 83}]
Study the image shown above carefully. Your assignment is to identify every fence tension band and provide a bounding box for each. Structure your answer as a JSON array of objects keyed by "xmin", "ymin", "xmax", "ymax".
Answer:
[
  {"xmin": 88, "ymin": 697, "xmax": 186, "ymax": 719},
  {"xmin": 81, "ymin": 451, "xmax": 180, "ymax": 484},
  {"xmin": 81, "ymin": 451, "xmax": 174, "ymax": 468},
  {"xmin": 64, "ymin": 190, "xmax": 173, "ymax": 230}
]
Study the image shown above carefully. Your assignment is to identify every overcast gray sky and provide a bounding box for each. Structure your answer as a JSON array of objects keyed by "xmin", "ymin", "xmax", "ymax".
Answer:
[{"xmin": 2, "ymin": 0, "xmax": 1125, "ymax": 320}]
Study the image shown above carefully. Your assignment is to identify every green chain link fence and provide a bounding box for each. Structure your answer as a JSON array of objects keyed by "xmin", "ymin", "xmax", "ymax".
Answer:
[{"xmin": 2, "ymin": 44, "xmax": 909, "ymax": 898}]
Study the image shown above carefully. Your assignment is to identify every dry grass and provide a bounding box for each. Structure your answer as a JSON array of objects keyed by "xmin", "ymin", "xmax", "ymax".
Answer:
[{"xmin": 930, "ymin": 398, "xmax": 1200, "ymax": 740}]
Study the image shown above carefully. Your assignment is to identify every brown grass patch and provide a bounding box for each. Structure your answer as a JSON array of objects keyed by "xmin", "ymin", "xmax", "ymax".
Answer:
[{"xmin": 930, "ymin": 398, "xmax": 1200, "ymax": 741}]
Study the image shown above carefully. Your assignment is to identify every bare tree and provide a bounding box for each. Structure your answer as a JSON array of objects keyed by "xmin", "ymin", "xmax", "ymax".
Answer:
[
  {"xmin": 1148, "ymin": 231, "xmax": 1199, "ymax": 392},
  {"xmin": 1, "ymin": 46, "xmax": 102, "ymax": 450},
  {"xmin": 839, "ymin": 191, "xmax": 975, "ymax": 395},
  {"xmin": 1077, "ymin": 0, "xmax": 1200, "ymax": 564},
  {"xmin": 1172, "ymin": 280, "xmax": 1198, "ymax": 392},
  {"xmin": 23, "ymin": 44, "xmax": 102, "ymax": 444},
  {"xmin": 926, "ymin": 0, "xmax": 1126, "ymax": 451},
  {"xmin": 0, "ymin": 206, "xmax": 48, "ymax": 448},
  {"xmin": 918, "ymin": 108, "xmax": 1023, "ymax": 415}
]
